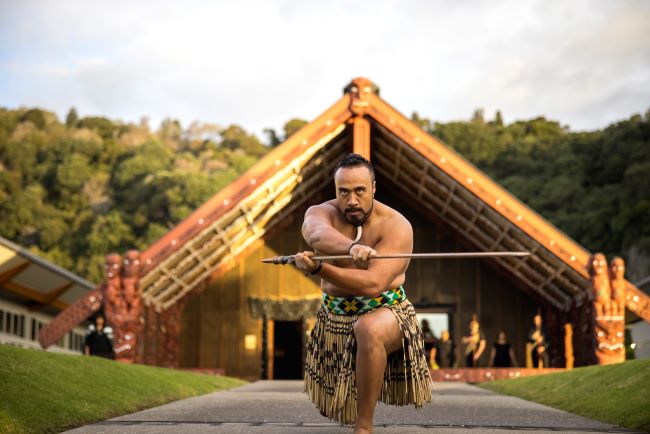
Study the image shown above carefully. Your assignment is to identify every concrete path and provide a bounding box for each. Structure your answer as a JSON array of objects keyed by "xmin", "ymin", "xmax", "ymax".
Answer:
[{"xmin": 65, "ymin": 381, "xmax": 637, "ymax": 434}]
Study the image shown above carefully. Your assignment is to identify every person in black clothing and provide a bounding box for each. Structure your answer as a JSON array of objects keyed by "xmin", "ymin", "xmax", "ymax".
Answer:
[
  {"xmin": 489, "ymin": 331, "xmax": 518, "ymax": 367},
  {"xmin": 83, "ymin": 315, "xmax": 115, "ymax": 359},
  {"xmin": 437, "ymin": 329, "xmax": 456, "ymax": 368}
]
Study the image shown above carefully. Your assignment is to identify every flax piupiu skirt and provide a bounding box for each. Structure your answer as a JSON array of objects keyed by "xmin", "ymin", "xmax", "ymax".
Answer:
[{"xmin": 304, "ymin": 290, "xmax": 433, "ymax": 425}]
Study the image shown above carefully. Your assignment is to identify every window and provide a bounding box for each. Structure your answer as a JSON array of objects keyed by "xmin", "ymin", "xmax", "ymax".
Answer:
[
  {"xmin": 19, "ymin": 315, "xmax": 25, "ymax": 338},
  {"xmin": 413, "ymin": 303, "xmax": 456, "ymax": 339},
  {"xmin": 5, "ymin": 312, "xmax": 13, "ymax": 335},
  {"xmin": 0, "ymin": 309, "xmax": 4, "ymax": 333},
  {"xmin": 69, "ymin": 332, "xmax": 84, "ymax": 352},
  {"xmin": 416, "ymin": 312, "xmax": 450, "ymax": 338},
  {"xmin": 68, "ymin": 332, "xmax": 84, "ymax": 351},
  {"xmin": 3, "ymin": 312, "xmax": 26, "ymax": 338}
]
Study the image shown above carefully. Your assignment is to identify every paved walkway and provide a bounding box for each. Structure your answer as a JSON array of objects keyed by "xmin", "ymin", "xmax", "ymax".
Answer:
[{"xmin": 65, "ymin": 381, "xmax": 637, "ymax": 433}]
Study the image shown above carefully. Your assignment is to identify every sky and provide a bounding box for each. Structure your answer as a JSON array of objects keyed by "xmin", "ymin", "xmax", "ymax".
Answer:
[{"xmin": 1, "ymin": 0, "xmax": 649, "ymax": 140}]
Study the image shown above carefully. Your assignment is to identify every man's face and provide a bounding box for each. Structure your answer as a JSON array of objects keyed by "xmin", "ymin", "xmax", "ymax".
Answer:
[
  {"xmin": 334, "ymin": 166, "xmax": 376, "ymax": 226},
  {"xmin": 96, "ymin": 317, "xmax": 105, "ymax": 329},
  {"xmin": 534, "ymin": 314, "xmax": 542, "ymax": 328}
]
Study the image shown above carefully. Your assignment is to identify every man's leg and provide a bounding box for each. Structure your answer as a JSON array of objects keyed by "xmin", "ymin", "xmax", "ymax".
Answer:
[{"xmin": 353, "ymin": 308, "xmax": 402, "ymax": 434}]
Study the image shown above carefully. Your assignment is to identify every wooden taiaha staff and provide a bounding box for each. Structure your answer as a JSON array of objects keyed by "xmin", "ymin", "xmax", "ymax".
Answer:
[{"xmin": 262, "ymin": 251, "xmax": 530, "ymax": 265}]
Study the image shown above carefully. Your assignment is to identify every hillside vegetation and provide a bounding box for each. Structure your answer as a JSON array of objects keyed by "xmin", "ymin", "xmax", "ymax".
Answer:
[{"xmin": 0, "ymin": 106, "xmax": 648, "ymax": 282}]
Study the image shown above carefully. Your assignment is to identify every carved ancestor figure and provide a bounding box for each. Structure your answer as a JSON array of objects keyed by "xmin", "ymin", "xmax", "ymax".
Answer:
[
  {"xmin": 589, "ymin": 253, "xmax": 626, "ymax": 364},
  {"xmin": 122, "ymin": 250, "xmax": 142, "ymax": 320},
  {"xmin": 609, "ymin": 257, "xmax": 627, "ymax": 317},
  {"xmin": 118, "ymin": 250, "xmax": 142, "ymax": 362},
  {"xmin": 589, "ymin": 253, "xmax": 611, "ymax": 317},
  {"xmin": 158, "ymin": 300, "xmax": 185, "ymax": 368},
  {"xmin": 103, "ymin": 254, "xmax": 126, "ymax": 326},
  {"xmin": 102, "ymin": 251, "xmax": 142, "ymax": 363}
]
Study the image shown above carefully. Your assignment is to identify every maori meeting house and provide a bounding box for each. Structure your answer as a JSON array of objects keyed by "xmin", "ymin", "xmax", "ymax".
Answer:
[{"xmin": 37, "ymin": 78, "xmax": 650, "ymax": 381}]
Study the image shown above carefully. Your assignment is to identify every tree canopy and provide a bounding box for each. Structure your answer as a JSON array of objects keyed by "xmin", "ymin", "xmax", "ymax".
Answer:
[{"xmin": 0, "ymin": 105, "xmax": 647, "ymax": 283}]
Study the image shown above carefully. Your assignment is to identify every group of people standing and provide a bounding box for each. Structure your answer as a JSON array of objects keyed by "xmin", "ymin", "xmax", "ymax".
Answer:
[{"xmin": 420, "ymin": 312, "xmax": 549, "ymax": 369}]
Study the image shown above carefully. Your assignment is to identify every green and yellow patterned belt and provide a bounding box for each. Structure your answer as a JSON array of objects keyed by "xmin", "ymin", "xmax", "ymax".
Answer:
[{"xmin": 322, "ymin": 286, "xmax": 406, "ymax": 315}]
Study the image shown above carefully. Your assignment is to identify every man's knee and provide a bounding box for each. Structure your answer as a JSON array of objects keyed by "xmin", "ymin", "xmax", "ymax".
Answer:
[
  {"xmin": 354, "ymin": 310, "xmax": 400, "ymax": 350},
  {"xmin": 354, "ymin": 317, "xmax": 383, "ymax": 346}
]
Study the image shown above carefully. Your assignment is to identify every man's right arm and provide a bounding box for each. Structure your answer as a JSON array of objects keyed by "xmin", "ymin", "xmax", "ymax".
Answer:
[{"xmin": 301, "ymin": 205, "xmax": 355, "ymax": 254}]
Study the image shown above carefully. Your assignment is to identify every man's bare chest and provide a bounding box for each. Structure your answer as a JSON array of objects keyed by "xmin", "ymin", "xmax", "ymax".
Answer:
[{"xmin": 329, "ymin": 222, "xmax": 382, "ymax": 267}]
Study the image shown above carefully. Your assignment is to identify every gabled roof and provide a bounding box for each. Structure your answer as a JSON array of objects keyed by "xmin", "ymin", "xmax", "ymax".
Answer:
[
  {"xmin": 40, "ymin": 78, "xmax": 650, "ymax": 348},
  {"xmin": 0, "ymin": 236, "xmax": 94, "ymax": 312}
]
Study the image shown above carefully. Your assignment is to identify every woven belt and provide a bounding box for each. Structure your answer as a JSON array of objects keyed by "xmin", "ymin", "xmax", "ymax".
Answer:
[{"xmin": 322, "ymin": 286, "xmax": 405, "ymax": 316}]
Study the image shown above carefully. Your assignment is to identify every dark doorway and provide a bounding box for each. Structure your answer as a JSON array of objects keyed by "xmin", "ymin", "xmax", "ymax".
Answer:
[{"xmin": 273, "ymin": 320, "xmax": 304, "ymax": 379}]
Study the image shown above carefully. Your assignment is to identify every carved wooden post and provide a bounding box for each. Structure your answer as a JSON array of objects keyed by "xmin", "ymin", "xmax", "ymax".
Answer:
[
  {"xmin": 352, "ymin": 117, "xmax": 371, "ymax": 160},
  {"xmin": 590, "ymin": 253, "xmax": 611, "ymax": 317},
  {"xmin": 157, "ymin": 298, "xmax": 187, "ymax": 368},
  {"xmin": 119, "ymin": 250, "xmax": 142, "ymax": 363},
  {"xmin": 564, "ymin": 323, "xmax": 574, "ymax": 369},
  {"xmin": 142, "ymin": 304, "xmax": 160, "ymax": 365},
  {"xmin": 609, "ymin": 257, "xmax": 627, "ymax": 317},
  {"xmin": 345, "ymin": 77, "xmax": 377, "ymax": 160},
  {"xmin": 589, "ymin": 253, "xmax": 625, "ymax": 365},
  {"xmin": 103, "ymin": 251, "xmax": 142, "ymax": 363}
]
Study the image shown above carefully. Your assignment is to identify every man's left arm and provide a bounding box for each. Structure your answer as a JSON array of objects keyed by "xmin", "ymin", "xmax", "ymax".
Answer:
[{"xmin": 295, "ymin": 215, "xmax": 413, "ymax": 297}]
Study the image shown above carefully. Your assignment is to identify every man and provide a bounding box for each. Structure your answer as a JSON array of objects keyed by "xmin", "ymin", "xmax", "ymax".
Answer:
[
  {"xmin": 83, "ymin": 314, "xmax": 115, "ymax": 359},
  {"xmin": 294, "ymin": 153, "xmax": 433, "ymax": 433}
]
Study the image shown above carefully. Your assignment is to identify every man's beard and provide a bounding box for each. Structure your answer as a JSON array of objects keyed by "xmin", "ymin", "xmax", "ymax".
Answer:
[{"xmin": 344, "ymin": 201, "xmax": 374, "ymax": 227}]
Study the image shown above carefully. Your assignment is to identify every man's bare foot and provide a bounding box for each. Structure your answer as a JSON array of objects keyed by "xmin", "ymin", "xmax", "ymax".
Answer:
[{"xmin": 353, "ymin": 426, "xmax": 372, "ymax": 434}]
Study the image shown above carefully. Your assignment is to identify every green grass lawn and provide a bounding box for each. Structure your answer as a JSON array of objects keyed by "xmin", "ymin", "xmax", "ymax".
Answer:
[
  {"xmin": 480, "ymin": 359, "xmax": 650, "ymax": 432},
  {"xmin": 0, "ymin": 344, "xmax": 246, "ymax": 434}
]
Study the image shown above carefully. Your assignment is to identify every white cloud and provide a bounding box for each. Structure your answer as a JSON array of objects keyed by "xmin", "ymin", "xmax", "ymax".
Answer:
[{"xmin": 0, "ymin": 0, "xmax": 648, "ymax": 137}]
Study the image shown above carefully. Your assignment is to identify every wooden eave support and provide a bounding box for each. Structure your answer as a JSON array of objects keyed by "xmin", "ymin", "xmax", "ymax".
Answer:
[
  {"xmin": 28, "ymin": 282, "xmax": 74, "ymax": 311},
  {"xmin": 352, "ymin": 116, "xmax": 371, "ymax": 160},
  {"xmin": 3, "ymin": 280, "xmax": 68, "ymax": 311},
  {"xmin": 0, "ymin": 261, "xmax": 31, "ymax": 284}
]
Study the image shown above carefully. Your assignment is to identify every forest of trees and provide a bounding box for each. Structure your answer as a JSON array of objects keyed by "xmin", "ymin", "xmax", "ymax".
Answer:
[
  {"xmin": 413, "ymin": 109, "xmax": 650, "ymax": 271},
  {"xmin": 0, "ymin": 106, "xmax": 648, "ymax": 283}
]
